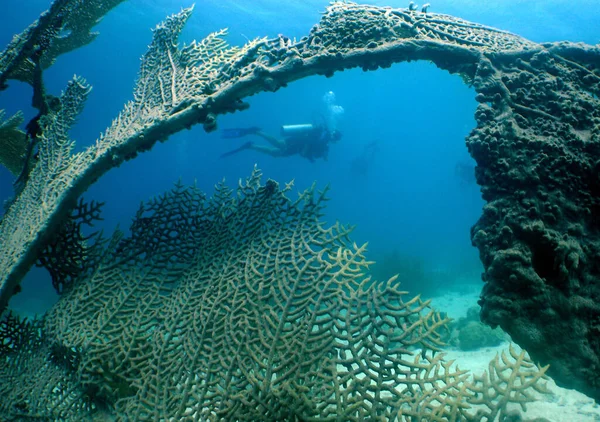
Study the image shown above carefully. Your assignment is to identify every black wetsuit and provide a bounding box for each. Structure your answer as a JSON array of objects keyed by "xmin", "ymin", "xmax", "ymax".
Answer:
[{"xmin": 285, "ymin": 126, "xmax": 330, "ymax": 162}]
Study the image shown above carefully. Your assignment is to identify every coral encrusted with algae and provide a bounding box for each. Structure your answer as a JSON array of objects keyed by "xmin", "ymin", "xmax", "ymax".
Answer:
[
  {"xmin": 0, "ymin": 0, "xmax": 598, "ymax": 403},
  {"xmin": 0, "ymin": 170, "xmax": 549, "ymax": 421}
]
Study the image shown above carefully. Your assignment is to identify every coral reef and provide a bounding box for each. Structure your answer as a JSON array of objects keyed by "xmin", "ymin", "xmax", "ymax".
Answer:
[
  {"xmin": 0, "ymin": 0, "xmax": 127, "ymax": 182},
  {"xmin": 0, "ymin": 171, "xmax": 549, "ymax": 420},
  {"xmin": 35, "ymin": 197, "xmax": 104, "ymax": 293},
  {"xmin": 468, "ymin": 44, "xmax": 600, "ymax": 400},
  {"xmin": 450, "ymin": 306, "xmax": 508, "ymax": 351},
  {"xmin": 0, "ymin": 110, "xmax": 26, "ymax": 176},
  {"xmin": 457, "ymin": 321, "xmax": 505, "ymax": 351},
  {"xmin": 0, "ymin": 0, "xmax": 599, "ymax": 402},
  {"xmin": 0, "ymin": 0, "xmax": 126, "ymax": 88}
]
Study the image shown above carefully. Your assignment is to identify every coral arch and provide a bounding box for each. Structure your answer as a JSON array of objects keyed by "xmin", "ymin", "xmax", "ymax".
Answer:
[{"xmin": 1, "ymin": 1, "xmax": 600, "ymax": 400}]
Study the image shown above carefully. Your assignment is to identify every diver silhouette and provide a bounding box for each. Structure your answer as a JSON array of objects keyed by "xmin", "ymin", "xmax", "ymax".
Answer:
[{"xmin": 220, "ymin": 124, "xmax": 342, "ymax": 163}]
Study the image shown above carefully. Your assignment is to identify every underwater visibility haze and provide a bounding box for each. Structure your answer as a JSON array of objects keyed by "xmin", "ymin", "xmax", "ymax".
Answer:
[{"xmin": 0, "ymin": 0, "xmax": 599, "ymax": 420}]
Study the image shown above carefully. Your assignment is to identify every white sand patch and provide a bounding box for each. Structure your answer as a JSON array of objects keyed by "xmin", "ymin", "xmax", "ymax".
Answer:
[
  {"xmin": 429, "ymin": 286, "xmax": 481, "ymax": 320},
  {"xmin": 429, "ymin": 288, "xmax": 600, "ymax": 422},
  {"xmin": 442, "ymin": 345, "xmax": 600, "ymax": 422}
]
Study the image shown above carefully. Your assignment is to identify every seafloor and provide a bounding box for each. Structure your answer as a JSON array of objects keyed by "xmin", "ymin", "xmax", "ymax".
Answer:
[{"xmin": 431, "ymin": 286, "xmax": 600, "ymax": 422}]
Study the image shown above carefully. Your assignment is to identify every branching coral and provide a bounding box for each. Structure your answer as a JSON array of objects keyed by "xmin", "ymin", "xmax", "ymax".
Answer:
[
  {"xmin": 0, "ymin": 110, "xmax": 26, "ymax": 176},
  {"xmin": 0, "ymin": 0, "xmax": 128, "ymax": 184},
  {"xmin": 397, "ymin": 345, "xmax": 549, "ymax": 421},
  {"xmin": 0, "ymin": 0, "xmax": 127, "ymax": 88},
  {"xmin": 0, "ymin": 75, "xmax": 92, "ymax": 305},
  {"xmin": 0, "ymin": 1, "xmax": 535, "ymax": 313},
  {"xmin": 35, "ymin": 197, "xmax": 104, "ymax": 293},
  {"xmin": 0, "ymin": 171, "xmax": 549, "ymax": 421},
  {"xmin": 0, "ymin": 0, "xmax": 599, "ymax": 403}
]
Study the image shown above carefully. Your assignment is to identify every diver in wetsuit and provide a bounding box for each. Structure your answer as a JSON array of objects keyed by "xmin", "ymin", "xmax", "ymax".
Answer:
[{"xmin": 220, "ymin": 124, "xmax": 342, "ymax": 163}]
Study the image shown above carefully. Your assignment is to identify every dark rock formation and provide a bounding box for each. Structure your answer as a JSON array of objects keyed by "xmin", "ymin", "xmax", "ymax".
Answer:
[
  {"xmin": 1, "ymin": 1, "xmax": 599, "ymax": 401},
  {"xmin": 288, "ymin": 5, "xmax": 600, "ymax": 399},
  {"xmin": 467, "ymin": 44, "xmax": 600, "ymax": 400}
]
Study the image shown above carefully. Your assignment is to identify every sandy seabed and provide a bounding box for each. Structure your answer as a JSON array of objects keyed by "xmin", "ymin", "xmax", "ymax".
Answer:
[
  {"xmin": 430, "ymin": 288, "xmax": 600, "ymax": 422},
  {"xmin": 10, "ymin": 280, "xmax": 600, "ymax": 420}
]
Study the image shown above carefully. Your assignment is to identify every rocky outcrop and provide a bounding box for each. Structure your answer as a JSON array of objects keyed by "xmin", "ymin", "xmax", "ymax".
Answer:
[
  {"xmin": 468, "ymin": 44, "xmax": 600, "ymax": 400},
  {"xmin": 0, "ymin": 1, "xmax": 599, "ymax": 401}
]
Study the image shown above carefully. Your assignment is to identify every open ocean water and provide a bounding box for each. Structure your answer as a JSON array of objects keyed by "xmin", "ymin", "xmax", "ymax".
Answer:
[
  {"xmin": 1, "ymin": 1, "xmax": 599, "ymax": 420},
  {"xmin": 1, "ymin": 0, "xmax": 598, "ymax": 312}
]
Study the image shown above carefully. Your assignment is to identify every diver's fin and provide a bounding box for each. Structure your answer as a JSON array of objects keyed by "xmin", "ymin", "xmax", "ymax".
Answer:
[
  {"xmin": 221, "ymin": 127, "xmax": 261, "ymax": 139},
  {"xmin": 220, "ymin": 141, "xmax": 253, "ymax": 158}
]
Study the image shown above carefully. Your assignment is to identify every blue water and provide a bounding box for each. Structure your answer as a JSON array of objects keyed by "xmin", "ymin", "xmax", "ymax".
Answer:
[{"xmin": 1, "ymin": 0, "xmax": 598, "ymax": 315}]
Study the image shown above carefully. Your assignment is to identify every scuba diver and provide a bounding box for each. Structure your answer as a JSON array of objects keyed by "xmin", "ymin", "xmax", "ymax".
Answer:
[{"xmin": 220, "ymin": 123, "xmax": 342, "ymax": 163}]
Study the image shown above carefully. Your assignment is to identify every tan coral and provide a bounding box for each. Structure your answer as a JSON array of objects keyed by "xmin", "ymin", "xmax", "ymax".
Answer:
[
  {"xmin": 0, "ymin": 0, "xmax": 598, "ymax": 404},
  {"xmin": 0, "ymin": 171, "xmax": 549, "ymax": 421},
  {"xmin": 0, "ymin": 110, "xmax": 26, "ymax": 176}
]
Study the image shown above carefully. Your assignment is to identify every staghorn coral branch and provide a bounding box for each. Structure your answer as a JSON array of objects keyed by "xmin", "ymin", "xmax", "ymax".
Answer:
[
  {"xmin": 0, "ymin": 3, "xmax": 529, "ymax": 311},
  {"xmin": 0, "ymin": 1, "xmax": 599, "ymax": 405},
  {"xmin": 0, "ymin": 169, "xmax": 550, "ymax": 420},
  {"xmin": 0, "ymin": 110, "xmax": 26, "ymax": 175},
  {"xmin": 0, "ymin": 0, "xmax": 127, "ymax": 88}
]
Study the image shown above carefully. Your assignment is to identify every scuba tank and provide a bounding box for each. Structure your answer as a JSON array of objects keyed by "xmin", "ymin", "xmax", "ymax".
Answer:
[{"xmin": 280, "ymin": 124, "xmax": 315, "ymax": 136}]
